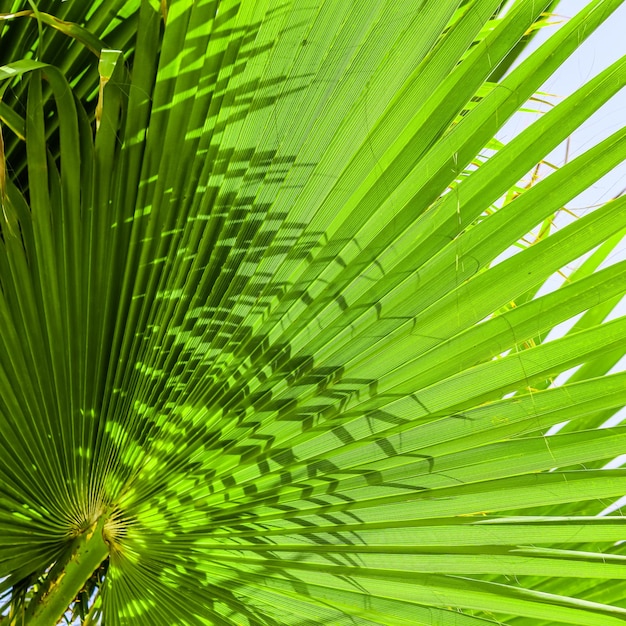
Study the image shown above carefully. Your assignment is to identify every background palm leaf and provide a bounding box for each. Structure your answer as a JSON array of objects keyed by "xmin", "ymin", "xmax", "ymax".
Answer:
[{"xmin": 1, "ymin": 0, "xmax": 626, "ymax": 624}]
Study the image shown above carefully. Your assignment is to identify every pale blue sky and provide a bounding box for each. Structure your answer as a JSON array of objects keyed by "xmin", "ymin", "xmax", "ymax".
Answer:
[
  {"xmin": 522, "ymin": 1, "xmax": 626, "ymax": 437},
  {"xmin": 499, "ymin": 0, "xmax": 626, "ymax": 209}
]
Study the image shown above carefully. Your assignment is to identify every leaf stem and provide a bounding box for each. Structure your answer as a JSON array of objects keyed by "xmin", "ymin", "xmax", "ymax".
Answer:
[{"xmin": 24, "ymin": 517, "xmax": 109, "ymax": 626}]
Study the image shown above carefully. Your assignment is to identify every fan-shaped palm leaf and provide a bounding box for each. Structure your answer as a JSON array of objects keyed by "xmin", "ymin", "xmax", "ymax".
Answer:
[{"xmin": 1, "ymin": 0, "xmax": 626, "ymax": 624}]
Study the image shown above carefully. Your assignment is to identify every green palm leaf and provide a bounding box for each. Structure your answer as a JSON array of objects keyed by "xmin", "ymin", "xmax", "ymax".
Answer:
[{"xmin": 1, "ymin": 0, "xmax": 625, "ymax": 624}]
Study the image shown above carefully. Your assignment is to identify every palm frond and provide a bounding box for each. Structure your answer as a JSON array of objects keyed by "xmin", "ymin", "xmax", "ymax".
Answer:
[{"xmin": 1, "ymin": 0, "xmax": 626, "ymax": 624}]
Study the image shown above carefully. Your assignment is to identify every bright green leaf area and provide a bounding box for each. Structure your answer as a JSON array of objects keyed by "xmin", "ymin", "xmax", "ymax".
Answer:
[{"xmin": 0, "ymin": 0, "xmax": 625, "ymax": 625}]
